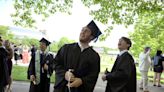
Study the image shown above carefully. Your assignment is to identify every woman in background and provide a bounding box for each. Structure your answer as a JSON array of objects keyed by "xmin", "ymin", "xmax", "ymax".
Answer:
[{"xmin": 152, "ymin": 50, "xmax": 164, "ymax": 87}]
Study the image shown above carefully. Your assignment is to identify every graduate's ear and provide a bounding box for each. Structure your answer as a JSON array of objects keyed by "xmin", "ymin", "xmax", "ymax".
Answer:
[
  {"xmin": 127, "ymin": 44, "xmax": 130, "ymax": 47},
  {"xmin": 126, "ymin": 44, "xmax": 131, "ymax": 50},
  {"xmin": 90, "ymin": 35, "xmax": 94, "ymax": 41}
]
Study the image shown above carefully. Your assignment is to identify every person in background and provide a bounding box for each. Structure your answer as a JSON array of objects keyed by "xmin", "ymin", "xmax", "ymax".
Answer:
[
  {"xmin": 30, "ymin": 45, "xmax": 37, "ymax": 57},
  {"xmin": 18, "ymin": 44, "xmax": 23, "ymax": 60},
  {"xmin": 0, "ymin": 36, "xmax": 9, "ymax": 92},
  {"xmin": 102, "ymin": 37, "xmax": 136, "ymax": 92},
  {"xmin": 152, "ymin": 50, "xmax": 164, "ymax": 87},
  {"xmin": 4, "ymin": 40, "xmax": 13, "ymax": 92},
  {"xmin": 14, "ymin": 45, "xmax": 19, "ymax": 65},
  {"xmin": 22, "ymin": 45, "xmax": 29, "ymax": 64},
  {"xmin": 139, "ymin": 47, "xmax": 151, "ymax": 92},
  {"xmin": 53, "ymin": 20, "xmax": 102, "ymax": 92},
  {"xmin": 27, "ymin": 38, "xmax": 54, "ymax": 92}
]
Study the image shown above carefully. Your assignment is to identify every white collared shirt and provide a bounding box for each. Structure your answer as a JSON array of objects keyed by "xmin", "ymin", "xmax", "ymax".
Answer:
[
  {"xmin": 40, "ymin": 51, "xmax": 44, "ymax": 54},
  {"xmin": 119, "ymin": 50, "xmax": 128, "ymax": 56},
  {"xmin": 139, "ymin": 51, "xmax": 151, "ymax": 72},
  {"xmin": 78, "ymin": 42, "xmax": 90, "ymax": 52}
]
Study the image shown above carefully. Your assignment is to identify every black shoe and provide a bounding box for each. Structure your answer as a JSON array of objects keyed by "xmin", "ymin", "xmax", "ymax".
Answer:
[
  {"xmin": 157, "ymin": 85, "xmax": 161, "ymax": 87},
  {"xmin": 139, "ymin": 87, "xmax": 143, "ymax": 90},
  {"xmin": 153, "ymin": 84, "xmax": 156, "ymax": 86}
]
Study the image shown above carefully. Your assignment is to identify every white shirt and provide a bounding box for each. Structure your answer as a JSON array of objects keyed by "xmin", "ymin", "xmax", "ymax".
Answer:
[
  {"xmin": 139, "ymin": 52, "xmax": 151, "ymax": 72},
  {"xmin": 40, "ymin": 51, "xmax": 45, "ymax": 54},
  {"xmin": 78, "ymin": 42, "xmax": 90, "ymax": 52},
  {"xmin": 119, "ymin": 50, "xmax": 128, "ymax": 56}
]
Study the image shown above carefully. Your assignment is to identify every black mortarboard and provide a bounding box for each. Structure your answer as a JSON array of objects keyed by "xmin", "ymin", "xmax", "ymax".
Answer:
[
  {"xmin": 156, "ymin": 50, "xmax": 162, "ymax": 56},
  {"xmin": 39, "ymin": 38, "xmax": 51, "ymax": 46},
  {"xmin": 87, "ymin": 20, "xmax": 102, "ymax": 42}
]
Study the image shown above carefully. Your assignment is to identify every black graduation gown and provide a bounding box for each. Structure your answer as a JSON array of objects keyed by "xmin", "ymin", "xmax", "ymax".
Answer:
[
  {"xmin": 31, "ymin": 47, "xmax": 37, "ymax": 56},
  {"xmin": 27, "ymin": 51, "xmax": 54, "ymax": 92},
  {"xmin": 105, "ymin": 52, "xmax": 136, "ymax": 92},
  {"xmin": 53, "ymin": 43, "xmax": 100, "ymax": 92},
  {"xmin": 0, "ymin": 47, "xmax": 9, "ymax": 92}
]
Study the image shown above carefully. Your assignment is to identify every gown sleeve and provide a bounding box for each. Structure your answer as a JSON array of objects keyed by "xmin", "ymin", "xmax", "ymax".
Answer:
[
  {"xmin": 47, "ymin": 53, "xmax": 54, "ymax": 76},
  {"xmin": 106, "ymin": 54, "xmax": 134, "ymax": 83},
  {"xmin": 53, "ymin": 45, "xmax": 67, "ymax": 87},
  {"xmin": 27, "ymin": 54, "xmax": 35, "ymax": 79},
  {"xmin": 81, "ymin": 53, "xmax": 100, "ymax": 92}
]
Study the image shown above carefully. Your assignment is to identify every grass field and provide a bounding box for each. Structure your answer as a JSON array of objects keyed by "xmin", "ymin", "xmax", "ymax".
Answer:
[
  {"xmin": 12, "ymin": 65, "xmax": 55, "ymax": 83},
  {"xmin": 12, "ymin": 54, "xmax": 164, "ymax": 84}
]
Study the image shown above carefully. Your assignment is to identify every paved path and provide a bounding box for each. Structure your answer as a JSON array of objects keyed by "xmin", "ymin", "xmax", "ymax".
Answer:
[{"xmin": 11, "ymin": 75, "xmax": 164, "ymax": 92}]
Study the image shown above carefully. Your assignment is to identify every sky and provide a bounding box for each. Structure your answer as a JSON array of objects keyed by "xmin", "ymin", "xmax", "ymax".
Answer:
[{"xmin": 0, "ymin": 0, "xmax": 134, "ymax": 48}]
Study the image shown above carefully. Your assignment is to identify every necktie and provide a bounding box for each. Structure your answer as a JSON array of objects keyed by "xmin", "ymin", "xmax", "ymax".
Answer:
[
  {"xmin": 40, "ymin": 53, "xmax": 44, "ymax": 63},
  {"xmin": 40, "ymin": 53, "xmax": 45, "ymax": 74}
]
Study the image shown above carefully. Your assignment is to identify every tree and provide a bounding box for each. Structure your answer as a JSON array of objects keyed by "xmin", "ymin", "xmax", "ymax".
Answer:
[
  {"xmin": 12, "ymin": 0, "xmax": 164, "ymax": 40},
  {"xmin": 50, "ymin": 37, "xmax": 75, "ymax": 52},
  {"xmin": 11, "ymin": 36, "xmax": 39, "ymax": 50},
  {"xmin": 129, "ymin": 11, "xmax": 164, "ymax": 57},
  {"xmin": 21, "ymin": 37, "xmax": 39, "ymax": 47},
  {"xmin": 57, "ymin": 37, "xmax": 75, "ymax": 49},
  {"xmin": 50, "ymin": 42, "xmax": 58, "ymax": 52},
  {"xmin": 0, "ymin": 25, "xmax": 14, "ymax": 41},
  {"xmin": 11, "ymin": 0, "xmax": 73, "ymax": 28}
]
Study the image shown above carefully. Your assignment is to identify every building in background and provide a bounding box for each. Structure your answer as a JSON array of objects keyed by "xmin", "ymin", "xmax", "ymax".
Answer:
[{"xmin": 9, "ymin": 26, "xmax": 46, "ymax": 39}]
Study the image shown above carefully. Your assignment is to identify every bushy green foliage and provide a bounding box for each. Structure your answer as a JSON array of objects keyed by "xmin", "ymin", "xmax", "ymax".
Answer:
[
  {"xmin": 129, "ymin": 11, "xmax": 164, "ymax": 57},
  {"xmin": 0, "ymin": 25, "xmax": 14, "ymax": 41},
  {"xmin": 50, "ymin": 37, "xmax": 75, "ymax": 52}
]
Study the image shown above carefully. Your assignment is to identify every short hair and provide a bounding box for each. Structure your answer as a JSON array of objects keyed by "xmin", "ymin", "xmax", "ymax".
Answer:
[
  {"xmin": 121, "ymin": 37, "xmax": 132, "ymax": 50},
  {"xmin": 144, "ymin": 46, "xmax": 150, "ymax": 51},
  {"xmin": 156, "ymin": 50, "xmax": 162, "ymax": 56}
]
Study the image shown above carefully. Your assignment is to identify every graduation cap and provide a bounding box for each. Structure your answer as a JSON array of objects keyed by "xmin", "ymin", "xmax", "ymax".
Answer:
[
  {"xmin": 39, "ymin": 38, "xmax": 51, "ymax": 46},
  {"xmin": 87, "ymin": 20, "xmax": 102, "ymax": 42}
]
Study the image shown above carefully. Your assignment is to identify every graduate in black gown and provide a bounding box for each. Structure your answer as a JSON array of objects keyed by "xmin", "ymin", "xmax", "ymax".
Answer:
[
  {"xmin": 27, "ymin": 38, "xmax": 54, "ymax": 92},
  {"xmin": 0, "ymin": 37, "xmax": 9, "ymax": 92},
  {"xmin": 102, "ymin": 37, "xmax": 136, "ymax": 92},
  {"xmin": 53, "ymin": 20, "xmax": 102, "ymax": 92},
  {"xmin": 30, "ymin": 45, "xmax": 37, "ymax": 56},
  {"xmin": 4, "ymin": 40, "xmax": 14, "ymax": 92}
]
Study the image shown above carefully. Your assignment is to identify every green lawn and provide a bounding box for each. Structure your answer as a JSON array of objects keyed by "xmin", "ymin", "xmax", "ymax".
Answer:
[
  {"xmin": 12, "ymin": 65, "xmax": 55, "ymax": 83},
  {"xmin": 12, "ymin": 54, "xmax": 164, "ymax": 84},
  {"xmin": 12, "ymin": 65, "xmax": 28, "ymax": 81}
]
